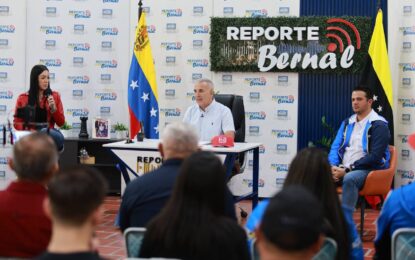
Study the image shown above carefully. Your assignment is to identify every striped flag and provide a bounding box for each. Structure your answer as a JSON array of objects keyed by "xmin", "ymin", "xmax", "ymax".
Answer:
[
  {"xmin": 361, "ymin": 9, "xmax": 394, "ymax": 143},
  {"xmin": 128, "ymin": 12, "xmax": 159, "ymax": 139}
]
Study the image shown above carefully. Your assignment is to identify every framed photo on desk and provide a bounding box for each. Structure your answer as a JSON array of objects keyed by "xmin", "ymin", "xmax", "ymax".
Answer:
[{"xmin": 93, "ymin": 118, "xmax": 110, "ymax": 139}]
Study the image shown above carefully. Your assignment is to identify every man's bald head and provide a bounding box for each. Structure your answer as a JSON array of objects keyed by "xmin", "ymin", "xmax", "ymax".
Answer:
[
  {"xmin": 11, "ymin": 132, "xmax": 59, "ymax": 182},
  {"xmin": 159, "ymin": 122, "xmax": 199, "ymax": 160}
]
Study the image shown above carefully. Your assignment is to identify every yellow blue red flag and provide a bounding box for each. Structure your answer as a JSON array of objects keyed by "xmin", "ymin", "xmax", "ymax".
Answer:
[{"xmin": 128, "ymin": 12, "xmax": 159, "ymax": 139}]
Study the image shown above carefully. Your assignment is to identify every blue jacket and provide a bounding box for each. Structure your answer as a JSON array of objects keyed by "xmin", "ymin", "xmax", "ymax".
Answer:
[{"xmin": 328, "ymin": 110, "xmax": 390, "ymax": 171}]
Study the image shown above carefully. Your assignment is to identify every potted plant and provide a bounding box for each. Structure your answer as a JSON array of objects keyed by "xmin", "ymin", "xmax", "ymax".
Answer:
[
  {"xmin": 59, "ymin": 121, "xmax": 72, "ymax": 138},
  {"xmin": 114, "ymin": 122, "xmax": 128, "ymax": 139}
]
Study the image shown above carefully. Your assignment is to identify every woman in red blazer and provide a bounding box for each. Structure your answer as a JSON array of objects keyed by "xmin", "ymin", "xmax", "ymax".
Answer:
[{"xmin": 13, "ymin": 64, "xmax": 64, "ymax": 130}]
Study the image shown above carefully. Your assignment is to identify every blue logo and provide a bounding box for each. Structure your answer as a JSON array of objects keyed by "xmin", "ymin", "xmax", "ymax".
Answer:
[
  {"xmin": 244, "ymin": 77, "xmax": 267, "ymax": 86},
  {"xmin": 272, "ymin": 95, "xmax": 295, "ymax": 104},
  {"xmin": 193, "ymin": 40, "xmax": 203, "ymax": 48},
  {"xmin": 95, "ymin": 92, "xmax": 117, "ymax": 101},
  {"xmin": 187, "ymin": 59, "xmax": 208, "ymax": 68},
  {"xmin": 0, "ymin": 58, "xmax": 14, "ymax": 66},
  {"xmin": 96, "ymin": 60, "xmax": 117, "ymax": 68},
  {"xmin": 68, "ymin": 43, "xmax": 90, "ymax": 51},
  {"xmin": 96, "ymin": 27, "xmax": 118, "ymax": 36},
  {"xmin": 0, "ymin": 25, "xmax": 15, "ymax": 33},
  {"xmin": 272, "ymin": 129, "xmax": 295, "ymax": 138},
  {"xmin": 276, "ymin": 144, "xmax": 288, "ymax": 154},
  {"xmin": 162, "ymin": 9, "xmax": 182, "ymax": 17},
  {"xmin": 248, "ymin": 126, "xmax": 260, "ymax": 136},
  {"xmin": 0, "ymin": 105, "xmax": 6, "ymax": 112},
  {"xmin": 245, "ymin": 9, "xmax": 268, "ymax": 18},
  {"xmin": 0, "ymin": 72, "xmax": 7, "ymax": 80},
  {"xmin": 100, "ymin": 106, "xmax": 111, "ymax": 114},
  {"xmin": 0, "ymin": 90, "xmax": 13, "ymax": 99},
  {"xmin": 39, "ymin": 58, "xmax": 61, "ymax": 67},
  {"xmin": 40, "ymin": 25, "xmax": 62, "ymax": 34},
  {"xmin": 102, "ymin": 9, "xmax": 113, "ymax": 17},
  {"xmin": 402, "ymin": 77, "xmax": 411, "ymax": 87},
  {"xmin": 279, "ymin": 7, "xmax": 290, "ymax": 14},
  {"xmin": 45, "ymin": 7, "xmax": 57, "ymax": 15},
  {"xmin": 45, "ymin": 40, "xmax": 56, "ymax": 48},
  {"xmin": 74, "ymin": 24, "xmax": 85, "ymax": 33},
  {"xmin": 69, "ymin": 10, "xmax": 91, "ymax": 18},
  {"xmin": 402, "ymin": 113, "xmax": 411, "ymax": 123},
  {"xmin": 72, "ymin": 89, "xmax": 83, "ymax": 97},
  {"xmin": 243, "ymin": 178, "xmax": 265, "ymax": 188},
  {"xmin": 403, "ymin": 6, "xmax": 413, "ymax": 15},
  {"xmin": 246, "ymin": 111, "xmax": 266, "ymax": 120},
  {"xmin": 68, "ymin": 75, "xmax": 89, "ymax": 84},
  {"xmin": 276, "ymin": 109, "xmax": 289, "ymax": 120},
  {"xmin": 0, "ymin": 39, "xmax": 9, "ymax": 47},
  {"xmin": 193, "ymin": 6, "xmax": 203, "ymax": 15},
  {"xmin": 0, "ymin": 6, "xmax": 10, "ymax": 15},
  {"xmin": 223, "ymin": 7, "xmax": 234, "ymax": 15},
  {"xmin": 275, "ymin": 178, "xmax": 285, "ymax": 188},
  {"xmin": 161, "ymin": 42, "xmax": 182, "ymax": 51},
  {"xmin": 278, "ymin": 75, "xmax": 289, "ymax": 85},
  {"xmin": 72, "ymin": 122, "xmax": 81, "ymax": 129},
  {"xmin": 403, "ymin": 42, "xmax": 412, "ymax": 51},
  {"xmin": 399, "ymin": 98, "xmax": 415, "ymax": 107},
  {"xmin": 400, "ymin": 27, "xmax": 415, "ymax": 36},
  {"xmin": 73, "ymin": 57, "xmax": 84, "ymax": 66},
  {"xmin": 49, "ymin": 73, "xmax": 56, "ymax": 81},
  {"xmin": 161, "ymin": 75, "xmax": 182, "ymax": 84},
  {"xmin": 186, "ymin": 92, "xmax": 195, "ymax": 101},
  {"xmin": 166, "ymin": 56, "xmax": 176, "ymax": 65},
  {"xmin": 166, "ymin": 23, "xmax": 176, "ymax": 31},
  {"xmin": 188, "ymin": 25, "xmax": 209, "ymax": 34},
  {"xmin": 192, "ymin": 73, "xmax": 202, "ymax": 81},
  {"xmin": 100, "ymin": 73, "xmax": 112, "ymax": 82},
  {"xmin": 397, "ymin": 169, "xmax": 414, "ymax": 180},
  {"xmin": 103, "ymin": 0, "xmax": 119, "ymax": 2},
  {"xmin": 147, "ymin": 25, "xmax": 156, "ymax": 33},
  {"xmin": 271, "ymin": 163, "xmax": 289, "ymax": 173},
  {"xmin": 222, "ymin": 74, "xmax": 233, "ymax": 83},
  {"xmin": 0, "ymin": 157, "xmax": 7, "ymax": 165},
  {"xmin": 66, "ymin": 108, "xmax": 89, "ymax": 117},
  {"xmin": 249, "ymin": 92, "xmax": 260, "ymax": 102},
  {"xmin": 165, "ymin": 89, "xmax": 176, "ymax": 98},
  {"xmin": 101, "ymin": 41, "xmax": 112, "ymax": 50},
  {"xmin": 161, "ymin": 108, "xmax": 181, "ymax": 117},
  {"xmin": 0, "ymin": 171, "xmax": 5, "ymax": 178}
]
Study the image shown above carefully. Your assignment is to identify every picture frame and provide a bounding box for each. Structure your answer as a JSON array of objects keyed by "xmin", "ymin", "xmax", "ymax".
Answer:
[{"xmin": 92, "ymin": 118, "xmax": 110, "ymax": 139}]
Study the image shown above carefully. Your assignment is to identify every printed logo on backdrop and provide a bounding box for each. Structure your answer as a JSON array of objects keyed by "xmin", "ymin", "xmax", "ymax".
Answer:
[
  {"xmin": 72, "ymin": 122, "xmax": 81, "ymax": 129},
  {"xmin": 0, "ymin": 72, "xmax": 8, "ymax": 82},
  {"xmin": 0, "ymin": 90, "xmax": 13, "ymax": 99},
  {"xmin": 165, "ymin": 89, "xmax": 176, "ymax": 99},
  {"xmin": 69, "ymin": 10, "xmax": 91, "ymax": 19},
  {"xmin": 0, "ymin": 39, "xmax": 9, "ymax": 49},
  {"xmin": 162, "ymin": 9, "xmax": 182, "ymax": 17},
  {"xmin": 73, "ymin": 24, "xmax": 85, "ymax": 34},
  {"xmin": 403, "ymin": 6, "xmax": 413, "ymax": 16},
  {"xmin": 186, "ymin": 92, "xmax": 195, "ymax": 101},
  {"xmin": 100, "ymin": 73, "xmax": 112, "ymax": 84},
  {"xmin": 193, "ymin": 6, "xmax": 204, "ymax": 16},
  {"xmin": 45, "ymin": 40, "xmax": 56, "ymax": 50},
  {"xmin": 401, "ymin": 77, "xmax": 412, "ymax": 88},
  {"xmin": 0, "ymin": 105, "xmax": 7, "ymax": 114},
  {"xmin": 222, "ymin": 74, "xmax": 233, "ymax": 84},
  {"xmin": 49, "ymin": 73, "xmax": 56, "ymax": 82},
  {"xmin": 187, "ymin": 59, "xmax": 208, "ymax": 68},
  {"xmin": 244, "ymin": 77, "xmax": 267, "ymax": 86},
  {"xmin": 137, "ymin": 156, "xmax": 162, "ymax": 175},
  {"xmin": 165, "ymin": 23, "xmax": 177, "ymax": 33},
  {"xmin": 192, "ymin": 73, "xmax": 203, "ymax": 82},
  {"xmin": 398, "ymin": 134, "xmax": 408, "ymax": 145},
  {"xmin": 188, "ymin": 25, "xmax": 209, "ymax": 34},
  {"xmin": 100, "ymin": 106, "xmax": 111, "ymax": 116},
  {"xmin": 66, "ymin": 108, "xmax": 89, "ymax": 117},
  {"xmin": 401, "ymin": 149, "xmax": 412, "ymax": 161},
  {"xmin": 245, "ymin": 9, "xmax": 268, "ymax": 18},
  {"xmin": 160, "ymin": 108, "xmax": 181, "ymax": 117},
  {"xmin": 274, "ymin": 143, "xmax": 290, "ymax": 154},
  {"xmin": 96, "ymin": 60, "xmax": 117, "ymax": 68},
  {"xmin": 0, "ymin": 157, "xmax": 7, "ymax": 165},
  {"xmin": 45, "ymin": 7, "xmax": 57, "ymax": 17},
  {"xmin": 272, "ymin": 95, "xmax": 295, "ymax": 104},
  {"xmin": 397, "ymin": 169, "xmax": 414, "ymax": 181},
  {"xmin": 398, "ymin": 98, "xmax": 415, "ymax": 107},
  {"xmin": 101, "ymin": 41, "xmax": 113, "ymax": 51},
  {"xmin": 243, "ymin": 178, "xmax": 265, "ymax": 188},
  {"xmin": 270, "ymin": 163, "xmax": 289, "ymax": 173},
  {"xmin": 165, "ymin": 56, "xmax": 176, "ymax": 65},
  {"xmin": 248, "ymin": 125, "xmax": 261, "ymax": 136},
  {"xmin": 400, "ymin": 63, "xmax": 415, "ymax": 72},
  {"xmin": 223, "ymin": 7, "xmax": 234, "ymax": 17},
  {"xmin": 103, "ymin": 0, "xmax": 119, "ymax": 3},
  {"xmin": 0, "ymin": 25, "xmax": 15, "ymax": 33},
  {"xmin": 68, "ymin": 43, "xmax": 90, "ymax": 52},
  {"xmin": 102, "ymin": 9, "xmax": 113, "ymax": 18},
  {"xmin": 277, "ymin": 75, "xmax": 289, "ymax": 86},
  {"xmin": 279, "ymin": 7, "xmax": 290, "ymax": 15},
  {"xmin": 142, "ymin": 7, "xmax": 151, "ymax": 16},
  {"xmin": 147, "ymin": 25, "xmax": 156, "ymax": 34},
  {"xmin": 95, "ymin": 92, "xmax": 117, "ymax": 101},
  {"xmin": 271, "ymin": 129, "xmax": 295, "ymax": 138},
  {"xmin": 249, "ymin": 92, "xmax": 262, "ymax": 103},
  {"xmin": 161, "ymin": 42, "xmax": 182, "ymax": 51},
  {"xmin": 210, "ymin": 16, "xmax": 371, "ymax": 73},
  {"xmin": 72, "ymin": 89, "xmax": 84, "ymax": 99},
  {"xmin": 246, "ymin": 111, "xmax": 266, "ymax": 120},
  {"xmin": 73, "ymin": 57, "xmax": 85, "ymax": 67},
  {"xmin": 401, "ymin": 113, "xmax": 412, "ymax": 125},
  {"xmin": 400, "ymin": 27, "xmax": 415, "ymax": 36},
  {"xmin": 0, "ymin": 58, "xmax": 14, "ymax": 66},
  {"xmin": 275, "ymin": 178, "xmax": 285, "ymax": 189},
  {"xmin": 275, "ymin": 109, "xmax": 291, "ymax": 120},
  {"xmin": 40, "ymin": 26, "xmax": 62, "ymax": 34},
  {"xmin": 402, "ymin": 42, "xmax": 412, "ymax": 52},
  {"xmin": 68, "ymin": 75, "xmax": 90, "ymax": 85},
  {"xmin": 96, "ymin": 27, "xmax": 118, "ymax": 36},
  {"xmin": 0, "ymin": 171, "xmax": 5, "ymax": 179},
  {"xmin": 160, "ymin": 75, "xmax": 182, "ymax": 84},
  {"xmin": 193, "ymin": 40, "xmax": 203, "ymax": 49},
  {"xmin": 0, "ymin": 6, "xmax": 10, "ymax": 16},
  {"xmin": 247, "ymin": 160, "xmax": 262, "ymax": 170}
]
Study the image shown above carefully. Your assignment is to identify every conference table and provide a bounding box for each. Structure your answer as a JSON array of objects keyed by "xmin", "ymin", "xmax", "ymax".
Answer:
[{"xmin": 103, "ymin": 139, "xmax": 262, "ymax": 208}]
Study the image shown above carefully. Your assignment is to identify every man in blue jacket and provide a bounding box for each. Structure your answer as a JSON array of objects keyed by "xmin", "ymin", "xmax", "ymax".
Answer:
[{"xmin": 329, "ymin": 86, "xmax": 390, "ymax": 211}]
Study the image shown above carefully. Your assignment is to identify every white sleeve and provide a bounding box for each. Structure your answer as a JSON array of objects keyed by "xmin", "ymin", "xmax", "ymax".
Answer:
[
  {"xmin": 183, "ymin": 106, "xmax": 191, "ymax": 123},
  {"xmin": 222, "ymin": 106, "xmax": 235, "ymax": 133}
]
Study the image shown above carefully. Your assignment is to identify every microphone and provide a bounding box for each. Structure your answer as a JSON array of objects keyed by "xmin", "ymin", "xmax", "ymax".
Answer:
[{"xmin": 44, "ymin": 88, "xmax": 52, "ymax": 97}]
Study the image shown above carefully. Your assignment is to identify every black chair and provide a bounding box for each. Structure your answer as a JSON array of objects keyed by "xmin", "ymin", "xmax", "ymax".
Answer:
[{"xmin": 214, "ymin": 94, "xmax": 246, "ymax": 176}]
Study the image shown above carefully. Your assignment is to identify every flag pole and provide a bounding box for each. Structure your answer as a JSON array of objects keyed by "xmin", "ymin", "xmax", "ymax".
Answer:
[{"xmin": 138, "ymin": 0, "xmax": 143, "ymax": 20}]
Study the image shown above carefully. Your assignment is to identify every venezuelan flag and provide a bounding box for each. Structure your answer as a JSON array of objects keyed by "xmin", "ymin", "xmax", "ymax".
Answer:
[
  {"xmin": 128, "ymin": 12, "xmax": 159, "ymax": 139},
  {"xmin": 361, "ymin": 9, "xmax": 394, "ymax": 143}
]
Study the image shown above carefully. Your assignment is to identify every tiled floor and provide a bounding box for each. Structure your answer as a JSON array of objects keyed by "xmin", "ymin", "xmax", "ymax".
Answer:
[{"xmin": 97, "ymin": 196, "xmax": 379, "ymax": 259}]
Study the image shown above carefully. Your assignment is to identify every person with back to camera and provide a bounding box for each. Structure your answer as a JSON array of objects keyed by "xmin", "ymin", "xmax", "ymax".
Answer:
[
  {"xmin": 246, "ymin": 147, "xmax": 364, "ymax": 260},
  {"xmin": 139, "ymin": 151, "xmax": 250, "ymax": 260},
  {"xmin": 14, "ymin": 64, "xmax": 65, "ymax": 131}
]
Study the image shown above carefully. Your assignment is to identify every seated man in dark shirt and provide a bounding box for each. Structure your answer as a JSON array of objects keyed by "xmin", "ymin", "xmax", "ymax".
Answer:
[
  {"xmin": 119, "ymin": 122, "xmax": 236, "ymax": 231},
  {"xmin": 36, "ymin": 166, "xmax": 108, "ymax": 260}
]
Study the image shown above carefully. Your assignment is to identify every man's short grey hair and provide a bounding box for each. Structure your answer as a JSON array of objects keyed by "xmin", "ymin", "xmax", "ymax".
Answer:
[
  {"xmin": 12, "ymin": 132, "xmax": 58, "ymax": 181},
  {"xmin": 161, "ymin": 122, "xmax": 199, "ymax": 154},
  {"xmin": 196, "ymin": 78, "xmax": 214, "ymax": 90}
]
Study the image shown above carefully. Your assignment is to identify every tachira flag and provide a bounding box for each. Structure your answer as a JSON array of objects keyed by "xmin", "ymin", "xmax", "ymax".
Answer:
[
  {"xmin": 360, "ymin": 9, "xmax": 394, "ymax": 143},
  {"xmin": 128, "ymin": 12, "xmax": 159, "ymax": 139}
]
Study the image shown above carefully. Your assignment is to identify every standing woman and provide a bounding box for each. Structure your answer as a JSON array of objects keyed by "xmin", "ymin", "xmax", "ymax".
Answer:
[{"xmin": 13, "ymin": 64, "xmax": 64, "ymax": 130}]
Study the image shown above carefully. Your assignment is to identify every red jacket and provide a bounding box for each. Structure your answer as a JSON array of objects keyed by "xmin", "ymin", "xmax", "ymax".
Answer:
[{"xmin": 13, "ymin": 91, "xmax": 65, "ymax": 130}]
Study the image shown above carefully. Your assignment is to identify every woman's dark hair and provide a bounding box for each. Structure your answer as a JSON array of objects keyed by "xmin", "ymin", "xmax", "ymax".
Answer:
[
  {"xmin": 144, "ymin": 151, "xmax": 227, "ymax": 256},
  {"xmin": 28, "ymin": 64, "xmax": 49, "ymax": 106},
  {"xmin": 284, "ymin": 147, "xmax": 350, "ymax": 260}
]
